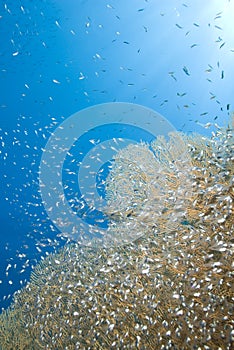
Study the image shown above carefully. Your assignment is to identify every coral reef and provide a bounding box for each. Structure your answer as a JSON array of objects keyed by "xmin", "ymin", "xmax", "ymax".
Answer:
[{"xmin": 0, "ymin": 122, "xmax": 233, "ymax": 349}]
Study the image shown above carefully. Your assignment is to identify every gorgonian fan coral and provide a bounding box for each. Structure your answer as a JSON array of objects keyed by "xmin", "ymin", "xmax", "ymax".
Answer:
[{"xmin": 0, "ymin": 121, "xmax": 233, "ymax": 350}]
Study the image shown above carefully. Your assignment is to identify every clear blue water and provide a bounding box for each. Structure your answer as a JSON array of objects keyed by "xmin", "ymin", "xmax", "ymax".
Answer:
[{"xmin": 0, "ymin": 0, "xmax": 233, "ymax": 311}]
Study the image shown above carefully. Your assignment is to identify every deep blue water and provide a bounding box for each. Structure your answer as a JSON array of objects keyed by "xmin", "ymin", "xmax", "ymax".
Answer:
[{"xmin": 0, "ymin": 0, "xmax": 234, "ymax": 310}]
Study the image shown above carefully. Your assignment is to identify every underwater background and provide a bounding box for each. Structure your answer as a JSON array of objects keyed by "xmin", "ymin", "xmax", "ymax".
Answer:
[{"xmin": 0, "ymin": 1, "xmax": 233, "ymax": 349}]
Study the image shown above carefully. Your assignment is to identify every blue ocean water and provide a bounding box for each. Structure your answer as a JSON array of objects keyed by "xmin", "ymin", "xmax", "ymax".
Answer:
[{"xmin": 0, "ymin": 0, "xmax": 233, "ymax": 313}]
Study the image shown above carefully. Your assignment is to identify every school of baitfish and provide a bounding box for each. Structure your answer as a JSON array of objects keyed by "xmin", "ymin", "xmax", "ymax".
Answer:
[{"xmin": 0, "ymin": 117, "xmax": 233, "ymax": 349}]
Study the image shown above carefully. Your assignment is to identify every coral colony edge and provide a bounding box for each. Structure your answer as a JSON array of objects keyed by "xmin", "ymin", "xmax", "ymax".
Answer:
[{"xmin": 0, "ymin": 117, "xmax": 233, "ymax": 349}]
